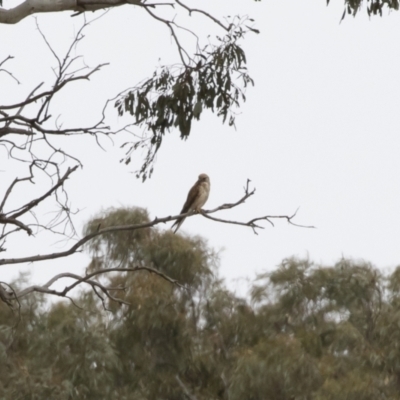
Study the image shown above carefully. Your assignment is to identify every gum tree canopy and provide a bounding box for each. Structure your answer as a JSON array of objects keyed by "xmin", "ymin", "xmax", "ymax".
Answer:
[{"xmin": 3, "ymin": 252, "xmax": 400, "ymax": 398}]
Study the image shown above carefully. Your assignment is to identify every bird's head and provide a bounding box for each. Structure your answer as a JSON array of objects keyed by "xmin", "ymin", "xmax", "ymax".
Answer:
[{"xmin": 198, "ymin": 173, "xmax": 210, "ymax": 183}]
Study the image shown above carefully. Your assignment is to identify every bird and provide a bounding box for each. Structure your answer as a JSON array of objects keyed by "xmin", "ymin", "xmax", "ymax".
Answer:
[{"xmin": 171, "ymin": 173, "xmax": 210, "ymax": 233}]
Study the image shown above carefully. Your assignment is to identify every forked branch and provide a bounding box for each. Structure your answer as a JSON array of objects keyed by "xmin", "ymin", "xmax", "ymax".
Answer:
[
  {"xmin": 17, "ymin": 265, "xmax": 183, "ymax": 301},
  {"xmin": 0, "ymin": 180, "xmax": 312, "ymax": 266},
  {"xmin": 0, "ymin": 163, "xmax": 79, "ymax": 251}
]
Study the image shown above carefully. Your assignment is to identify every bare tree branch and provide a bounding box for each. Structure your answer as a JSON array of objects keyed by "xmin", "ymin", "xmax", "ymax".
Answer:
[
  {"xmin": 0, "ymin": 19, "xmax": 114, "ymax": 194},
  {"xmin": 0, "ymin": 162, "xmax": 79, "ymax": 251},
  {"xmin": 0, "ymin": 55, "xmax": 20, "ymax": 84},
  {"xmin": 144, "ymin": 7, "xmax": 191, "ymax": 66},
  {"xmin": 0, "ymin": 181, "xmax": 312, "ymax": 266},
  {"xmin": 0, "ymin": 216, "xmax": 33, "ymax": 236},
  {"xmin": 201, "ymin": 208, "xmax": 315, "ymax": 235},
  {"xmin": 0, "ymin": 63, "xmax": 108, "ymax": 112},
  {"xmin": 0, "ymin": 177, "xmax": 29, "ymax": 214},
  {"xmin": 0, "ymin": 0, "xmax": 175, "ymax": 25},
  {"xmin": 175, "ymin": 0, "xmax": 230, "ymax": 31},
  {"xmin": 14, "ymin": 266, "xmax": 185, "ymax": 308},
  {"xmin": 5, "ymin": 165, "xmax": 78, "ymax": 219}
]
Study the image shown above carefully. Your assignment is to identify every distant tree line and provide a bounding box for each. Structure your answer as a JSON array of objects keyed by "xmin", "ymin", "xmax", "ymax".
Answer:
[{"xmin": 0, "ymin": 207, "xmax": 399, "ymax": 399}]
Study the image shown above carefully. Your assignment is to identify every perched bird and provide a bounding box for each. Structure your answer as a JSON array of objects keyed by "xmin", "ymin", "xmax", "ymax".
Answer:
[{"xmin": 171, "ymin": 173, "xmax": 210, "ymax": 233}]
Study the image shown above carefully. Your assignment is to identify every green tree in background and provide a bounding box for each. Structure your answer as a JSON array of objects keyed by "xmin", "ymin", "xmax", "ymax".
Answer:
[{"xmin": 1, "ymin": 207, "xmax": 400, "ymax": 398}]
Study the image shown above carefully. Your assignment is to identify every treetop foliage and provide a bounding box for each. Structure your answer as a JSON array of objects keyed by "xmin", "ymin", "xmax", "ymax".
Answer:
[
  {"xmin": 1, "ymin": 207, "xmax": 400, "ymax": 398},
  {"xmin": 85, "ymin": 207, "xmax": 215, "ymax": 288}
]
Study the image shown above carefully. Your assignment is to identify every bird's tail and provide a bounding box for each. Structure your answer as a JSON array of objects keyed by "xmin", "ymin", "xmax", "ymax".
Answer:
[{"xmin": 171, "ymin": 217, "xmax": 186, "ymax": 234}]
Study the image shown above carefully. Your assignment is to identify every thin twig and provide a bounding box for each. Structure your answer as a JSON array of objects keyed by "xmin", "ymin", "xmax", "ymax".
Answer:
[{"xmin": 175, "ymin": 0, "xmax": 231, "ymax": 31}]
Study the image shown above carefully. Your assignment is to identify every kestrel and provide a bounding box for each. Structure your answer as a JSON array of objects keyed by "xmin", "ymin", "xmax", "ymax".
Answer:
[{"xmin": 171, "ymin": 173, "xmax": 210, "ymax": 233}]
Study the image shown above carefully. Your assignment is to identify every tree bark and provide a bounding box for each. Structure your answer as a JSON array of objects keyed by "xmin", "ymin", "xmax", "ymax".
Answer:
[{"xmin": 0, "ymin": 0, "xmax": 144, "ymax": 24}]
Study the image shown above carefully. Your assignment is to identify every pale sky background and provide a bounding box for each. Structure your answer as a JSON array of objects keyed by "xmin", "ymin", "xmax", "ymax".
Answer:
[{"xmin": 1, "ymin": 0, "xmax": 400, "ymax": 296}]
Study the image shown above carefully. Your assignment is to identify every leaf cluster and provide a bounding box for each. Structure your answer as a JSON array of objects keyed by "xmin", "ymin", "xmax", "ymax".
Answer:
[
  {"xmin": 115, "ymin": 20, "xmax": 255, "ymax": 181},
  {"xmin": 328, "ymin": 0, "xmax": 400, "ymax": 19}
]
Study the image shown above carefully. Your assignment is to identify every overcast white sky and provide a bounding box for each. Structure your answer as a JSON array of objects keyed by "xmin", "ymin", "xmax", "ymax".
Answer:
[{"xmin": 1, "ymin": 0, "xmax": 400, "ymax": 296}]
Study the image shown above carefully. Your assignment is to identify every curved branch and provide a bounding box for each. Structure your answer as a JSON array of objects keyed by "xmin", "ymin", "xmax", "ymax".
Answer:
[
  {"xmin": 0, "ymin": 0, "xmax": 172, "ymax": 24},
  {"xmin": 5, "ymin": 165, "xmax": 78, "ymax": 219},
  {"xmin": 0, "ymin": 181, "xmax": 312, "ymax": 266},
  {"xmin": 0, "ymin": 216, "xmax": 33, "ymax": 236},
  {"xmin": 144, "ymin": 6, "xmax": 191, "ymax": 66},
  {"xmin": 205, "ymin": 178, "xmax": 255, "ymax": 213},
  {"xmin": 175, "ymin": 0, "xmax": 230, "ymax": 31},
  {"xmin": 0, "ymin": 163, "xmax": 79, "ymax": 245},
  {"xmin": 0, "ymin": 213, "xmax": 192, "ymax": 266},
  {"xmin": 0, "ymin": 63, "xmax": 108, "ymax": 111},
  {"xmin": 0, "ymin": 55, "xmax": 20, "ymax": 84},
  {"xmin": 16, "ymin": 266, "xmax": 184, "ymax": 307}
]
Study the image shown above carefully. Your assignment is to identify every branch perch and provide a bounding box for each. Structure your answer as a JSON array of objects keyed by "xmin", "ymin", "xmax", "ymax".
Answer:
[{"xmin": 0, "ymin": 180, "xmax": 313, "ymax": 266}]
